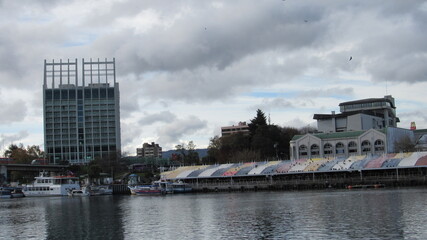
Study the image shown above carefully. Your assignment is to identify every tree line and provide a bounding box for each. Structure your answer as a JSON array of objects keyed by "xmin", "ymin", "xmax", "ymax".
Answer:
[
  {"xmin": 203, "ymin": 109, "xmax": 315, "ymax": 164},
  {"xmin": 2, "ymin": 144, "xmax": 44, "ymax": 163}
]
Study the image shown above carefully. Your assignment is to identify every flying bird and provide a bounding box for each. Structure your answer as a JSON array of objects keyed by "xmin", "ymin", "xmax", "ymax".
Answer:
[{"xmin": 349, "ymin": 56, "xmax": 353, "ymax": 61}]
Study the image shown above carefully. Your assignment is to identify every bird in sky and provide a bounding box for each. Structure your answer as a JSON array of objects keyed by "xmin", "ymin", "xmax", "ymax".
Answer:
[{"xmin": 349, "ymin": 56, "xmax": 353, "ymax": 61}]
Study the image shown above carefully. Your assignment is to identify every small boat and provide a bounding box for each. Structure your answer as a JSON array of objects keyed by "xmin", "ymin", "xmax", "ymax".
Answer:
[
  {"xmin": 10, "ymin": 187, "xmax": 25, "ymax": 198},
  {"xmin": 86, "ymin": 185, "xmax": 113, "ymax": 196},
  {"xmin": 68, "ymin": 189, "xmax": 90, "ymax": 197},
  {"xmin": 0, "ymin": 188, "xmax": 12, "ymax": 199},
  {"xmin": 172, "ymin": 181, "xmax": 192, "ymax": 193},
  {"xmin": 128, "ymin": 184, "xmax": 165, "ymax": 195},
  {"xmin": 347, "ymin": 184, "xmax": 385, "ymax": 189},
  {"xmin": 0, "ymin": 187, "xmax": 25, "ymax": 198},
  {"xmin": 153, "ymin": 180, "xmax": 173, "ymax": 194}
]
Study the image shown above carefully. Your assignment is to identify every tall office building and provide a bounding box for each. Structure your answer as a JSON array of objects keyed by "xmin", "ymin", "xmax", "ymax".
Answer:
[{"xmin": 43, "ymin": 58, "xmax": 121, "ymax": 164}]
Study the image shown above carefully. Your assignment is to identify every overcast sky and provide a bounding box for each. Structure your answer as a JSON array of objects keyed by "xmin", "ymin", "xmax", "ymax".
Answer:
[{"xmin": 1, "ymin": 0, "xmax": 427, "ymax": 155}]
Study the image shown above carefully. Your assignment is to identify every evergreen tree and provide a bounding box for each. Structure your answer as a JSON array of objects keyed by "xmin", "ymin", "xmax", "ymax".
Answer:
[{"xmin": 248, "ymin": 109, "xmax": 267, "ymax": 136}]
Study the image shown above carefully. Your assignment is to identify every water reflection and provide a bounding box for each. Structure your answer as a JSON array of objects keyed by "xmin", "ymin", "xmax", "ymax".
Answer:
[{"xmin": 2, "ymin": 189, "xmax": 427, "ymax": 239}]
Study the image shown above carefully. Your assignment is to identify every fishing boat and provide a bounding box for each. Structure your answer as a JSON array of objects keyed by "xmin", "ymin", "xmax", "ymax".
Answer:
[{"xmin": 22, "ymin": 172, "xmax": 80, "ymax": 197}]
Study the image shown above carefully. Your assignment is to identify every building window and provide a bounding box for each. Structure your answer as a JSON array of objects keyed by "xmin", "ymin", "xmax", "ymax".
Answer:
[
  {"xmin": 310, "ymin": 144, "xmax": 320, "ymax": 157},
  {"xmin": 361, "ymin": 140, "xmax": 371, "ymax": 153},
  {"xmin": 348, "ymin": 141, "xmax": 358, "ymax": 154},
  {"xmin": 324, "ymin": 143, "xmax": 333, "ymax": 155},
  {"xmin": 374, "ymin": 139, "xmax": 385, "ymax": 152},
  {"xmin": 299, "ymin": 145, "xmax": 308, "ymax": 157},
  {"xmin": 336, "ymin": 142, "xmax": 345, "ymax": 154}
]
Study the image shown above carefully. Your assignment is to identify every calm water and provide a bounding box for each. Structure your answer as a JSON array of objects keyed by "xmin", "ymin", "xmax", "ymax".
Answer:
[{"xmin": 1, "ymin": 188, "xmax": 427, "ymax": 240}]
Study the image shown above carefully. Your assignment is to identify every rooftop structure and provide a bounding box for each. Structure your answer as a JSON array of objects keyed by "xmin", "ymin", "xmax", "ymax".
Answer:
[{"xmin": 314, "ymin": 95, "xmax": 399, "ymax": 133}]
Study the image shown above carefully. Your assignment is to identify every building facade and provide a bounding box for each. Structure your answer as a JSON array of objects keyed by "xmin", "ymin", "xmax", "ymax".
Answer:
[
  {"xmin": 43, "ymin": 58, "xmax": 121, "ymax": 164},
  {"xmin": 313, "ymin": 95, "xmax": 399, "ymax": 133},
  {"xmin": 136, "ymin": 142, "xmax": 162, "ymax": 158},
  {"xmin": 221, "ymin": 122, "xmax": 250, "ymax": 136},
  {"xmin": 289, "ymin": 127, "xmax": 416, "ymax": 160},
  {"xmin": 290, "ymin": 129, "xmax": 387, "ymax": 160}
]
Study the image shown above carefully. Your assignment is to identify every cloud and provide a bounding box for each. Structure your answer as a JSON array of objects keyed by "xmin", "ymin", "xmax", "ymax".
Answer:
[
  {"xmin": 297, "ymin": 87, "xmax": 354, "ymax": 98},
  {"xmin": 0, "ymin": 100, "xmax": 27, "ymax": 124},
  {"xmin": 1, "ymin": 0, "xmax": 427, "ymax": 152},
  {"xmin": 157, "ymin": 116, "xmax": 207, "ymax": 146},
  {"xmin": 138, "ymin": 111, "xmax": 177, "ymax": 125},
  {"xmin": 251, "ymin": 98, "xmax": 294, "ymax": 112},
  {"xmin": 0, "ymin": 130, "xmax": 30, "ymax": 147}
]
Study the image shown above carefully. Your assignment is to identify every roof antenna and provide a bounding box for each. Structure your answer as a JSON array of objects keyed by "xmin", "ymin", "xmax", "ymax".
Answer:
[{"xmin": 386, "ymin": 79, "xmax": 388, "ymax": 95}]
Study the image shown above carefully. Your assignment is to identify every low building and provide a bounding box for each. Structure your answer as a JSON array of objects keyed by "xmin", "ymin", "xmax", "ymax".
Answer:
[
  {"xmin": 221, "ymin": 122, "xmax": 250, "ymax": 136},
  {"xmin": 290, "ymin": 127, "xmax": 415, "ymax": 160},
  {"xmin": 136, "ymin": 142, "xmax": 162, "ymax": 158}
]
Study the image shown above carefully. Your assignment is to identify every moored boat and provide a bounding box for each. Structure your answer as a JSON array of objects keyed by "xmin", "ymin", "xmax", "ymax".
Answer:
[
  {"xmin": 23, "ymin": 172, "xmax": 80, "ymax": 197},
  {"xmin": 68, "ymin": 189, "xmax": 90, "ymax": 197},
  {"xmin": 0, "ymin": 188, "xmax": 12, "ymax": 199},
  {"xmin": 86, "ymin": 185, "xmax": 113, "ymax": 196},
  {"xmin": 172, "ymin": 181, "xmax": 193, "ymax": 193},
  {"xmin": 0, "ymin": 187, "xmax": 25, "ymax": 198},
  {"xmin": 128, "ymin": 184, "xmax": 165, "ymax": 195}
]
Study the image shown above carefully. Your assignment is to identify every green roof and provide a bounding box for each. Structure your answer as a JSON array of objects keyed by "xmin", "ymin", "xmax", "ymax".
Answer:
[{"xmin": 291, "ymin": 129, "xmax": 387, "ymax": 141}]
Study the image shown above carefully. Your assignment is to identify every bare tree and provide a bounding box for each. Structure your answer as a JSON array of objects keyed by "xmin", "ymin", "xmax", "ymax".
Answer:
[{"xmin": 394, "ymin": 135, "xmax": 416, "ymax": 153}]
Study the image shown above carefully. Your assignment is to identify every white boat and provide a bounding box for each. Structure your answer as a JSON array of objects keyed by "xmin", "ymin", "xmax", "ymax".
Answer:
[
  {"xmin": 23, "ymin": 172, "xmax": 80, "ymax": 197},
  {"xmin": 86, "ymin": 185, "xmax": 113, "ymax": 196},
  {"xmin": 68, "ymin": 189, "xmax": 90, "ymax": 197}
]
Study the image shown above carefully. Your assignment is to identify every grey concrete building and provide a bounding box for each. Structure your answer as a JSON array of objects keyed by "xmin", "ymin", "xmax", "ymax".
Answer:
[
  {"xmin": 313, "ymin": 95, "xmax": 399, "ymax": 133},
  {"xmin": 136, "ymin": 142, "xmax": 162, "ymax": 158},
  {"xmin": 43, "ymin": 58, "xmax": 121, "ymax": 164}
]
